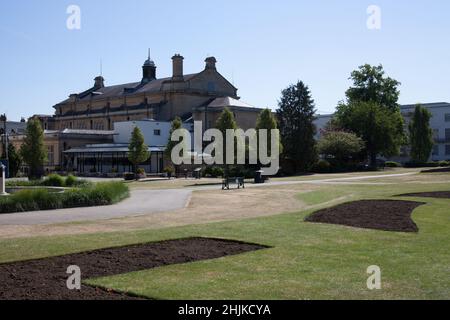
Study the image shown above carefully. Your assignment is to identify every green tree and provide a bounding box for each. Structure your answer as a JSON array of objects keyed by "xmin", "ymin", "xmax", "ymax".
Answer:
[
  {"xmin": 346, "ymin": 64, "xmax": 401, "ymax": 112},
  {"xmin": 409, "ymin": 104, "xmax": 434, "ymax": 163},
  {"xmin": 335, "ymin": 101, "xmax": 405, "ymax": 166},
  {"xmin": 256, "ymin": 108, "xmax": 282, "ymax": 158},
  {"xmin": 336, "ymin": 64, "xmax": 405, "ymax": 167},
  {"xmin": 19, "ymin": 118, "xmax": 47, "ymax": 180},
  {"xmin": 165, "ymin": 117, "xmax": 183, "ymax": 176},
  {"xmin": 276, "ymin": 81, "xmax": 317, "ymax": 173},
  {"xmin": 317, "ymin": 130, "xmax": 364, "ymax": 169},
  {"xmin": 215, "ymin": 108, "xmax": 238, "ymax": 177},
  {"xmin": 128, "ymin": 126, "xmax": 150, "ymax": 179},
  {"xmin": 6, "ymin": 144, "xmax": 22, "ymax": 177}
]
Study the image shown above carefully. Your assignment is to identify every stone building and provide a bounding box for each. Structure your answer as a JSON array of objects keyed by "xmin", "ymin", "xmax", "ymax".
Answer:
[{"xmin": 51, "ymin": 53, "xmax": 261, "ymax": 132}]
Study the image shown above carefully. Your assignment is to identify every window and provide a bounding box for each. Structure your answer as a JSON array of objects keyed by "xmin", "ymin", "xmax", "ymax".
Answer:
[
  {"xmin": 446, "ymin": 145, "xmax": 450, "ymax": 156},
  {"xmin": 432, "ymin": 145, "xmax": 439, "ymax": 156},
  {"xmin": 433, "ymin": 129, "xmax": 439, "ymax": 140},
  {"xmin": 47, "ymin": 146, "xmax": 54, "ymax": 165},
  {"xmin": 445, "ymin": 114, "xmax": 450, "ymax": 122},
  {"xmin": 446, "ymin": 128, "xmax": 450, "ymax": 142},
  {"xmin": 154, "ymin": 129, "xmax": 161, "ymax": 136}
]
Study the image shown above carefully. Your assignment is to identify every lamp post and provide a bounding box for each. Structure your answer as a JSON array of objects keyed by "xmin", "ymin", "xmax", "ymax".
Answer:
[
  {"xmin": 0, "ymin": 163, "xmax": 6, "ymax": 195},
  {"xmin": 1, "ymin": 114, "xmax": 8, "ymax": 178}
]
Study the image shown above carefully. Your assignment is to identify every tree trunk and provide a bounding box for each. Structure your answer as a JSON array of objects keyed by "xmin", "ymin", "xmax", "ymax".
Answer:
[{"xmin": 369, "ymin": 152, "xmax": 377, "ymax": 169}]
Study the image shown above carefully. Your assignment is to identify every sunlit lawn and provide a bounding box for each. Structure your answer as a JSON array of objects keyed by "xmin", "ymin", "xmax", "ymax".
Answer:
[{"xmin": 0, "ymin": 172, "xmax": 448, "ymax": 300}]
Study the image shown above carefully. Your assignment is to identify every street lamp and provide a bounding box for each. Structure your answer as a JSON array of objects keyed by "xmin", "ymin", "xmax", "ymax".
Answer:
[{"xmin": 0, "ymin": 114, "xmax": 8, "ymax": 178}]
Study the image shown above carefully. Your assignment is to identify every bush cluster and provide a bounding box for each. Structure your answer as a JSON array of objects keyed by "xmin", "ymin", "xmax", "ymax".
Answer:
[
  {"xmin": 203, "ymin": 166, "xmax": 224, "ymax": 178},
  {"xmin": 6, "ymin": 174, "xmax": 90, "ymax": 188},
  {"xmin": 0, "ymin": 182, "xmax": 129, "ymax": 214},
  {"xmin": 385, "ymin": 161, "xmax": 402, "ymax": 168}
]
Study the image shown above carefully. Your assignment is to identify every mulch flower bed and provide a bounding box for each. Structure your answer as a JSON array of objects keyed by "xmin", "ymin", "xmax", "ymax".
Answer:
[
  {"xmin": 0, "ymin": 237, "xmax": 268, "ymax": 300},
  {"xmin": 398, "ymin": 191, "xmax": 450, "ymax": 199},
  {"xmin": 305, "ymin": 200, "xmax": 425, "ymax": 233}
]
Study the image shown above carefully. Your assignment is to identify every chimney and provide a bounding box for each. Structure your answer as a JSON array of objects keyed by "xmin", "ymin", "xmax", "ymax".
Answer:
[
  {"xmin": 94, "ymin": 76, "xmax": 105, "ymax": 89},
  {"xmin": 205, "ymin": 57, "xmax": 217, "ymax": 70},
  {"xmin": 172, "ymin": 54, "xmax": 184, "ymax": 81}
]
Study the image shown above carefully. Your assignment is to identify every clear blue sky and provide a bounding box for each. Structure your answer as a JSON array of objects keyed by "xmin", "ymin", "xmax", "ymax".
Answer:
[{"xmin": 1, "ymin": 0, "xmax": 449, "ymax": 120}]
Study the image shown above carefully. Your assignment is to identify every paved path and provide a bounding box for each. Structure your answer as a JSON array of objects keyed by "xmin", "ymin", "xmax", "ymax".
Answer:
[
  {"xmin": 0, "ymin": 172, "xmax": 415, "ymax": 225},
  {"xmin": 0, "ymin": 189, "xmax": 191, "ymax": 225}
]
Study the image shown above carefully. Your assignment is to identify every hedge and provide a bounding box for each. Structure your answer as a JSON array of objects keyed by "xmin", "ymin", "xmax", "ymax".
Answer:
[{"xmin": 0, "ymin": 182, "xmax": 129, "ymax": 214}]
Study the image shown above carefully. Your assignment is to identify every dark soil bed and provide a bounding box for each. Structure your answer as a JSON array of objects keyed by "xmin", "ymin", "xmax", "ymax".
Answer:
[
  {"xmin": 421, "ymin": 167, "xmax": 450, "ymax": 173},
  {"xmin": 398, "ymin": 191, "xmax": 450, "ymax": 199},
  {"xmin": 0, "ymin": 237, "xmax": 267, "ymax": 300},
  {"xmin": 305, "ymin": 200, "xmax": 425, "ymax": 233}
]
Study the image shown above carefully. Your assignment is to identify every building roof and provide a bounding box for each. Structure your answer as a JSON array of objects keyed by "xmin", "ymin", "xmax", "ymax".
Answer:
[
  {"xmin": 56, "ymin": 74, "xmax": 199, "ymax": 105},
  {"xmin": 64, "ymin": 143, "xmax": 165, "ymax": 154},
  {"xmin": 400, "ymin": 102, "xmax": 450, "ymax": 110},
  {"xmin": 207, "ymin": 96, "xmax": 258, "ymax": 109}
]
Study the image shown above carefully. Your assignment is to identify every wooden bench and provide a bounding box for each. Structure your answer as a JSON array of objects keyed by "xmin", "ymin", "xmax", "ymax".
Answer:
[{"xmin": 222, "ymin": 177, "xmax": 245, "ymax": 190}]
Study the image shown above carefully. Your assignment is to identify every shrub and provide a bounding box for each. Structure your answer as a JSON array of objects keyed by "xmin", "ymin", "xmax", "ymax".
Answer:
[
  {"xmin": 404, "ymin": 161, "xmax": 440, "ymax": 168},
  {"xmin": 65, "ymin": 174, "xmax": 77, "ymax": 187},
  {"xmin": 204, "ymin": 166, "xmax": 224, "ymax": 178},
  {"xmin": 385, "ymin": 161, "xmax": 401, "ymax": 168},
  {"xmin": 123, "ymin": 172, "xmax": 135, "ymax": 181},
  {"xmin": 136, "ymin": 168, "xmax": 146, "ymax": 175},
  {"xmin": 0, "ymin": 182, "xmax": 129, "ymax": 214},
  {"xmin": 311, "ymin": 160, "xmax": 331, "ymax": 173},
  {"xmin": 438, "ymin": 160, "xmax": 450, "ymax": 167},
  {"xmin": 41, "ymin": 174, "xmax": 65, "ymax": 187}
]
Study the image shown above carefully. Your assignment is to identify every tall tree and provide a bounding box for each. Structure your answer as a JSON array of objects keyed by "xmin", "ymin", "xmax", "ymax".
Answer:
[
  {"xmin": 165, "ymin": 117, "xmax": 183, "ymax": 175},
  {"xmin": 6, "ymin": 144, "xmax": 21, "ymax": 177},
  {"xmin": 409, "ymin": 104, "xmax": 434, "ymax": 163},
  {"xmin": 215, "ymin": 108, "xmax": 238, "ymax": 177},
  {"xmin": 336, "ymin": 64, "xmax": 405, "ymax": 166},
  {"xmin": 276, "ymin": 81, "xmax": 317, "ymax": 173},
  {"xmin": 128, "ymin": 126, "xmax": 150, "ymax": 179},
  {"xmin": 19, "ymin": 118, "xmax": 47, "ymax": 180},
  {"xmin": 256, "ymin": 108, "xmax": 282, "ymax": 158},
  {"xmin": 335, "ymin": 101, "xmax": 405, "ymax": 166},
  {"xmin": 346, "ymin": 64, "xmax": 401, "ymax": 112}
]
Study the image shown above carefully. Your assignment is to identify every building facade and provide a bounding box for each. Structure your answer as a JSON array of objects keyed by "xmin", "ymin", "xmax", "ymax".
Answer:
[{"xmin": 314, "ymin": 102, "xmax": 450, "ymax": 162}]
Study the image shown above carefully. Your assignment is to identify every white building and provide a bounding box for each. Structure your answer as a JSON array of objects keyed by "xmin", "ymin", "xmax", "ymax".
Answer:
[
  {"xmin": 313, "ymin": 102, "xmax": 450, "ymax": 162},
  {"xmin": 64, "ymin": 119, "xmax": 193, "ymax": 175}
]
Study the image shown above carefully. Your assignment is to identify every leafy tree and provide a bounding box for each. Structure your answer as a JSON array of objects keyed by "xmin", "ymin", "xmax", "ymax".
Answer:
[
  {"xmin": 165, "ymin": 117, "xmax": 183, "ymax": 159},
  {"xmin": 20, "ymin": 118, "xmax": 47, "ymax": 180},
  {"xmin": 128, "ymin": 126, "xmax": 150, "ymax": 179},
  {"xmin": 7, "ymin": 144, "xmax": 22, "ymax": 177},
  {"xmin": 276, "ymin": 81, "xmax": 317, "ymax": 173},
  {"xmin": 317, "ymin": 130, "xmax": 364, "ymax": 168},
  {"xmin": 215, "ymin": 108, "xmax": 237, "ymax": 177},
  {"xmin": 336, "ymin": 64, "xmax": 405, "ymax": 167},
  {"xmin": 409, "ymin": 104, "xmax": 434, "ymax": 163},
  {"xmin": 165, "ymin": 117, "xmax": 183, "ymax": 176},
  {"xmin": 256, "ymin": 108, "xmax": 282, "ymax": 158},
  {"xmin": 335, "ymin": 101, "xmax": 405, "ymax": 166},
  {"xmin": 346, "ymin": 64, "xmax": 401, "ymax": 112}
]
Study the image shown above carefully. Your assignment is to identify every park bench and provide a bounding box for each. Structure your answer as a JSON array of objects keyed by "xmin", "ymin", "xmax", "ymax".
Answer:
[{"xmin": 222, "ymin": 177, "xmax": 245, "ymax": 190}]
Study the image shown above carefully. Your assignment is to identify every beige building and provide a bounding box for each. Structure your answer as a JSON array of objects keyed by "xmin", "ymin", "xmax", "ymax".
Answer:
[
  {"xmin": 51, "ymin": 53, "xmax": 261, "ymax": 132},
  {"xmin": 5, "ymin": 53, "xmax": 263, "ymax": 174}
]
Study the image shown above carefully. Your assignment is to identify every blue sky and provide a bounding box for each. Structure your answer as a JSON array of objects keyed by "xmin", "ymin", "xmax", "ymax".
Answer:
[{"xmin": 1, "ymin": 0, "xmax": 449, "ymax": 120}]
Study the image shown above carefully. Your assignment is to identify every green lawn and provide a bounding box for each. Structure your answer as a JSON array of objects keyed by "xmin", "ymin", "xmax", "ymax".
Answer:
[{"xmin": 0, "ymin": 177, "xmax": 449, "ymax": 300}]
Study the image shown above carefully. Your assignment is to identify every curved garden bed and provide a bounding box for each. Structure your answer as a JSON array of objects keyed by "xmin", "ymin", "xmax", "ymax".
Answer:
[{"xmin": 305, "ymin": 199, "xmax": 425, "ymax": 232}]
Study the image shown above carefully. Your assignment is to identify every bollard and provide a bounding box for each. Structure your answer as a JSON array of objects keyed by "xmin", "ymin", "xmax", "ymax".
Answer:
[{"xmin": 0, "ymin": 164, "xmax": 7, "ymax": 195}]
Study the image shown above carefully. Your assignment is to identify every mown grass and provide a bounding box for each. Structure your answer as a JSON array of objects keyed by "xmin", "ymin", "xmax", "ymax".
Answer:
[
  {"xmin": 0, "ymin": 182, "xmax": 129, "ymax": 213},
  {"xmin": 0, "ymin": 173, "xmax": 449, "ymax": 299}
]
